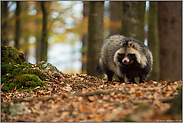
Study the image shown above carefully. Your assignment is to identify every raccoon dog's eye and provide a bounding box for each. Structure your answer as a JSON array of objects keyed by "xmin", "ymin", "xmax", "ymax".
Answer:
[
  {"xmin": 127, "ymin": 54, "xmax": 135, "ymax": 58},
  {"xmin": 118, "ymin": 53, "xmax": 125, "ymax": 58}
]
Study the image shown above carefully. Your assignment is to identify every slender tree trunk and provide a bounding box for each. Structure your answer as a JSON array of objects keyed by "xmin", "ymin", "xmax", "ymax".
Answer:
[
  {"xmin": 158, "ymin": 1, "xmax": 182, "ymax": 81},
  {"xmin": 15, "ymin": 1, "xmax": 21, "ymax": 50},
  {"xmin": 87, "ymin": 1, "xmax": 104, "ymax": 76},
  {"xmin": 1, "ymin": 1, "xmax": 8, "ymax": 46},
  {"xmin": 23, "ymin": 36, "xmax": 29, "ymax": 61},
  {"xmin": 40, "ymin": 2, "xmax": 48, "ymax": 61},
  {"xmin": 121, "ymin": 1, "xmax": 146, "ymax": 42},
  {"xmin": 36, "ymin": 38, "xmax": 41, "ymax": 63},
  {"xmin": 81, "ymin": 1, "xmax": 89, "ymax": 73},
  {"xmin": 148, "ymin": 2, "xmax": 160, "ymax": 81},
  {"xmin": 110, "ymin": 1, "xmax": 122, "ymax": 35},
  {"xmin": 36, "ymin": 2, "xmax": 42, "ymax": 64}
]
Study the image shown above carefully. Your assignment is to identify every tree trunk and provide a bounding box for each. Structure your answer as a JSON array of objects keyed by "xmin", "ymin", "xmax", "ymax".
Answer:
[
  {"xmin": 121, "ymin": 1, "xmax": 146, "ymax": 42},
  {"xmin": 23, "ymin": 36, "xmax": 29, "ymax": 61},
  {"xmin": 148, "ymin": 1, "xmax": 160, "ymax": 81},
  {"xmin": 15, "ymin": 1, "xmax": 21, "ymax": 50},
  {"xmin": 109, "ymin": 1, "xmax": 122, "ymax": 35},
  {"xmin": 35, "ymin": 2, "xmax": 42, "ymax": 64},
  {"xmin": 87, "ymin": 1, "xmax": 104, "ymax": 76},
  {"xmin": 1, "ymin": 1, "xmax": 9, "ymax": 46},
  {"xmin": 40, "ymin": 2, "xmax": 48, "ymax": 61},
  {"xmin": 81, "ymin": 1, "xmax": 89, "ymax": 73},
  {"xmin": 158, "ymin": 1, "xmax": 182, "ymax": 81}
]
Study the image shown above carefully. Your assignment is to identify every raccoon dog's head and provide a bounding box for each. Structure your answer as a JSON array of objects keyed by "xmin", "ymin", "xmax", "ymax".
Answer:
[
  {"xmin": 114, "ymin": 41, "xmax": 147, "ymax": 67},
  {"xmin": 117, "ymin": 53, "xmax": 136, "ymax": 65}
]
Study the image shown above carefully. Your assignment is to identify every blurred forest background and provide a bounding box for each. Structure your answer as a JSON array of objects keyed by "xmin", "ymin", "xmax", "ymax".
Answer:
[{"xmin": 1, "ymin": 1, "xmax": 182, "ymax": 81}]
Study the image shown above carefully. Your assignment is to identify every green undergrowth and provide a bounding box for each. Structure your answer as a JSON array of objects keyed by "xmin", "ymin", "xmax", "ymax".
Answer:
[
  {"xmin": 1, "ymin": 45, "xmax": 26, "ymax": 65},
  {"xmin": 1, "ymin": 64, "xmax": 51, "ymax": 92},
  {"xmin": 3, "ymin": 74, "xmax": 45, "ymax": 91},
  {"xmin": 1, "ymin": 45, "xmax": 51, "ymax": 92}
]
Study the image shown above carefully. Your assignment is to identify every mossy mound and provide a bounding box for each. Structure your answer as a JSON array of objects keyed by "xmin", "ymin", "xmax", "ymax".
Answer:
[
  {"xmin": 1, "ymin": 63, "xmax": 51, "ymax": 92},
  {"xmin": 13, "ymin": 74, "xmax": 45, "ymax": 89},
  {"xmin": 2, "ymin": 74, "xmax": 45, "ymax": 91},
  {"xmin": 1, "ymin": 45, "xmax": 51, "ymax": 92},
  {"xmin": 1, "ymin": 45, "xmax": 26, "ymax": 65},
  {"xmin": 2, "ymin": 63, "xmax": 51, "ymax": 80}
]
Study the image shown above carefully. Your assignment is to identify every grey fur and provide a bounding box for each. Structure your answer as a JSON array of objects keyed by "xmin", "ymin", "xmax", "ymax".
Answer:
[{"xmin": 96, "ymin": 35, "xmax": 153, "ymax": 83}]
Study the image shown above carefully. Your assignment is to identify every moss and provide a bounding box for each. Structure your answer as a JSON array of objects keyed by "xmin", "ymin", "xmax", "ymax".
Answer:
[
  {"xmin": 76, "ymin": 84, "xmax": 87, "ymax": 88},
  {"xmin": 1, "ymin": 73, "xmax": 48, "ymax": 92},
  {"xmin": 5, "ymin": 74, "xmax": 45, "ymax": 91},
  {"xmin": 1, "ymin": 45, "xmax": 52, "ymax": 92},
  {"xmin": 1, "ymin": 45, "xmax": 26, "ymax": 65},
  {"xmin": 88, "ymin": 83, "xmax": 93, "ymax": 86},
  {"xmin": 1, "ymin": 104, "xmax": 10, "ymax": 113},
  {"xmin": 1, "ymin": 64, "xmax": 29, "ymax": 76},
  {"xmin": 1, "ymin": 63, "xmax": 51, "ymax": 81}
]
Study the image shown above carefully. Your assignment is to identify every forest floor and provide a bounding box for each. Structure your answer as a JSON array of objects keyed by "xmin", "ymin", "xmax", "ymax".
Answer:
[{"xmin": 1, "ymin": 67, "xmax": 182, "ymax": 122}]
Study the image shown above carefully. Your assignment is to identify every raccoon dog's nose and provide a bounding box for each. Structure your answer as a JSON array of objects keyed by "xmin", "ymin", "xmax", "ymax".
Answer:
[{"xmin": 124, "ymin": 60, "xmax": 129, "ymax": 63}]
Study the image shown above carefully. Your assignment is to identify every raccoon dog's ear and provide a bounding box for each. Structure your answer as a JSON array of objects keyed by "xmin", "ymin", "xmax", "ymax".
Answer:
[
  {"xmin": 128, "ymin": 41, "xmax": 139, "ymax": 50},
  {"xmin": 120, "ymin": 42, "xmax": 127, "ymax": 48}
]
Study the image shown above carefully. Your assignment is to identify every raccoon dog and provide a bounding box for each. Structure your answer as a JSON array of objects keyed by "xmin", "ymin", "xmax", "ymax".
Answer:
[{"xmin": 96, "ymin": 35, "xmax": 153, "ymax": 83}]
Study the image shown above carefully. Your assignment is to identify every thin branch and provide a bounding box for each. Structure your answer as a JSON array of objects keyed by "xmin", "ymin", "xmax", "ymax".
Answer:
[
  {"xmin": 48, "ymin": 2, "xmax": 78, "ymax": 30},
  {"xmin": 4, "ymin": 89, "xmax": 175, "ymax": 105}
]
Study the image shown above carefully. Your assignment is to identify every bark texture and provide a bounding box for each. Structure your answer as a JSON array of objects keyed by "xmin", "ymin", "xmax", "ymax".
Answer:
[
  {"xmin": 158, "ymin": 1, "xmax": 182, "ymax": 81},
  {"xmin": 81, "ymin": 1, "xmax": 89, "ymax": 73},
  {"xmin": 1, "ymin": 1, "xmax": 9, "ymax": 45},
  {"xmin": 40, "ymin": 2, "xmax": 48, "ymax": 61},
  {"xmin": 15, "ymin": 1, "xmax": 21, "ymax": 50},
  {"xmin": 148, "ymin": 2, "xmax": 160, "ymax": 81},
  {"xmin": 110, "ymin": 1, "xmax": 122, "ymax": 35},
  {"xmin": 121, "ymin": 1, "xmax": 146, "ymax": 42},
  {"xmin": 87, "ymin": 1, "xmax": 104, "ymax": 76}
]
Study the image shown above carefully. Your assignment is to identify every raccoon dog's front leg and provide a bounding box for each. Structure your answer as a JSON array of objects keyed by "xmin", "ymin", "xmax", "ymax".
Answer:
[
  {"xmin": 127, "ymin": 76, "xmax": 135, "ymax": 83},
  {"xmin": 117, "ymin": 75, "xmax": 125, "ymax": 83},
  {"xmin": 139, "ymin": 75, "xmax": 147, "ymax": 83},
  {"xmin": 105, "ymin": 68, "xmax": 114, "ymax": 81}
]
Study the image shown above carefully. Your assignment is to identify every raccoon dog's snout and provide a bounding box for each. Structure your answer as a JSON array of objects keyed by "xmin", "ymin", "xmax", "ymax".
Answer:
[{"xmin": 122, "ymin": 57, "xmax": 130, "ymax": 64}]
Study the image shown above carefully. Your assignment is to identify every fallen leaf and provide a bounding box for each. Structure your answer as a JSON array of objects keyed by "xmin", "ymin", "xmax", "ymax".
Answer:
[
  {"xmin": 1, "ymin": 83, "xmax": 4, "ymax": 88},
  {"xmin": 80, "ymin": 78, "xmax": 84, "ymax": 81},
  {"xmin": 34, "ymin": 86, "xmax": 40, "ymax": 89},
  {"xmin": 147, "ymin": 94, "xmax": 154, "ymax": 99},
  {"xmin": 13, "ymin": 65, "xmax": 18, "ymax": 67},
  {"xmin": 62, "ymin": 86, "xmax": 72, "ymax": 92},
  {"xmin": 135, "ymin": 91, "xmax": 142, "ymax": 96},
  {"xmin": 166, "ymin": 85, "xmax": 172, "ymax": 91},
  {"xmin": 47, "ymin": 87, "xmax": 53, "ymax": 91},
  {"xmin": 88, "ymin": 96, "xmax": 95, "ymax": 102},
  {"xmin": 6, "ymin": 73, "xmax": 10, "ymax": 76},
  {"xmin": 154, "ymin": 101, "xmax": 161, "ymax": 108},
  {"xmin": 55, "ymin": 87, "xmax": 60, "ymax": 90},
  {"xmin": 79, "ymin": 104, "xmax": 88, "ymax": 113}
]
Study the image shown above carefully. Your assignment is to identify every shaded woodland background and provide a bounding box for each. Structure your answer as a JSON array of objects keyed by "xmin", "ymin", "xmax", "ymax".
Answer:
[{"xmin": 1, "ymin": 1, "xmax": 182, "ymax": 82}]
